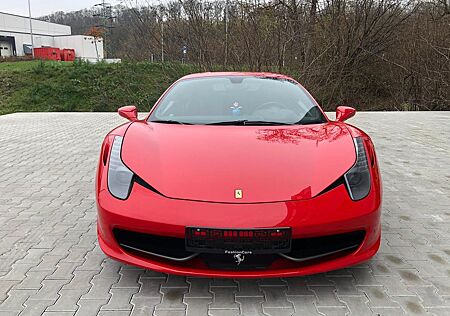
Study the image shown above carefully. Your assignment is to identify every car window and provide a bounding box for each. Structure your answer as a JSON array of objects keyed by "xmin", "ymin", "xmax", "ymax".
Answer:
[{"xmin": 149, "ymin": 76, "xmax": 326, "ymax": 125}]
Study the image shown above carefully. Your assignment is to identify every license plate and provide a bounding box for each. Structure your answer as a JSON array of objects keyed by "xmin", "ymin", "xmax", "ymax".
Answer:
[{"xmin": 185, "ymin": 227, "xmax": 292, "ymax": 254}]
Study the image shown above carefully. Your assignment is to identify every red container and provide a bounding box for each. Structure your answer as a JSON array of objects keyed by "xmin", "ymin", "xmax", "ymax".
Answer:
[
  {"xmin": 33, "ymin": 47, "xmax": 61, "ymax": 61},
  {"xmin": 61, "ymin": 49, "xmax": 75, "ymax": 62}
]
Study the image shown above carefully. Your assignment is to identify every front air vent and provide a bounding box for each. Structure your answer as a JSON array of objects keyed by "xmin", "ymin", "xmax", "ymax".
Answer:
[
  {"xmin": 113, "ymin": 228, "xmax": 197, "ymax": 261},
  {"xmin": 280, "ymin": 230, "xmax": 365, "ymax": 262}
]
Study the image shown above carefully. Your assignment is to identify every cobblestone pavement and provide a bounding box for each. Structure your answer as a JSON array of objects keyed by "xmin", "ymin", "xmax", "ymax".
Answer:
[{"xmin": 0, "ymin": 112, "xmax": 449, "ymax": 316}]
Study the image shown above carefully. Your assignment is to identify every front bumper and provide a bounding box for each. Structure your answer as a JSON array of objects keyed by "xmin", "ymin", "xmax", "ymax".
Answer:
[{"xmin": 97, "ymin": 179, "xmax": 381, "ymax": 278}]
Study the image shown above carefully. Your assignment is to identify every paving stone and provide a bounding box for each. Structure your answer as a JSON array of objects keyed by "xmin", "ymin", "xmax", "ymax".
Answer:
[
  {"xmin": 185, "ymin": 297, "xmax": 212, "ymax": 316},
  {"xmin": 391, "ymin": 296, "xmax": 429, "ymax": 315},
  {"xmin": 306, "ymin": 274, "xmax": 335, "ymax": 286},
  {"xmin": 156, "ymin": 287, "xmax": 187, "ymax": 310},
  {"xmin": 185, "ymin": 278, "xmax": 212, "ymax": 298},
  {"xmin": 16, "ymin": 249, "xmax": 51, "ymax": 265},
  {"xmin": 310, "ymin": 286, "xmax": 346, "ymax": 307},
  {"xmin": 407, "ymin": 286, "xmax": 450, "ymax": 308},
  {"xmin": 75, "ymin": 298, "xmax": 109, "ymax": 315},
  {"xmin": 101, "ymin": 288, "xmax": 138, "ymax": 311},
  {"xmin": 396, "ymin": 269, "xmax": 431, "ymax": 286},
  {"xmin": 27, "ymin": 279, "xmax": 68, "ymax": 302},
  {"xmin": 370, "ymin": 307, "xmax": 405, "ymax": 316},
  {"xmin": 1, "ymin": 112, "xmax": 450, "ymax": 315},
  {"xmin": 14, "ymin": 270, "xmax": 51, "ymax": 290},
  {"xmin": 140, "ymin": 270, "xmax": 166, "ymax": 279},
  {"xmin": 209, "ymin": 286, "xmax": 239, "ymax": 309},
  {"xmin": 46, "ymin": 262, "xmax": 81, "ymax": 280},
  {"xmin": 130, "ymin": 297, "xmax": 161, "ymax": 316},
  {"xmin": 61, "ymin": 246, "xmax": 94, "ymax": 263},
  {"xmin": 0, "ymin": 289, "xmax": 37, "ymax": 312},
  {"xmin": 154, "ymin": 310, "xmax": 185, "ymax": 316},
  {"xmin": 369, "ymin": 261, "xmax": 394, "ymax": 276},
  {"xmin": 132, "ymin": 277, "xmax": 164, "ymax": 300},
  {"xmin": 29, "ymin": 255, "xmax": 62, "ymax": 272},
  {"xmin": 48, "ymin": 242, "xmax": 73, "ymax": 257},
  {"xmin": 0, "ymin": 281, "xmax": 19, "ymax": 302},
  {"xmin": 316, "ymin": 306, "xmax": 348, "ymax": 316},
  {"xmin": 263, "ymin": 307, "xmax": 295, "ymax": 316},
  {"xmin": 374, "ymin": 276, "xmax": 414, "ymax": 296},
  {"xmin": 261, "ymin": 286, "xmax": 292, "ymax": 308},
  {"xmin": 428, "ymin": 277, "xmax": 450, "ymax": 296},
  {"xmin": 427, "ymin": 307, "xmax": 450, "ymax": 316},
  {"xmin": 359, "ymin": 286, "xmax": 401, "ymax": 308},
  {"xmin": 112, "ymin": 269, "xmax": 141, "ymax": 289},
  {"xmin": 351, "ymin": 268, "xmax": 379, "ymax": 286},
  {"xmin": 97, "ymin": 260, "xmax": 122, "ymax": 278},
  {"xmin": 1, "ymin": 263, "xmax": 34, "ymax": 281},
  {"xmin": 82, "ymin": 276, "xmax": 119, "ymax": 300},
  {"xmin": 75, "ymin": 248, "xmax": 105, "ymax": 271},
  {"xmin": 98, "ymin": 311, "xmax": 131, "ymax": 316},
  {"xmin": 325, "ymin": 268, "xmax": 354, "ymax": 277},
  {"xmin": 405, "ymin": 260, "xmax": 445, "ymax": 277},
  {"xmin": 0, "ymin": 309, "xmax": 20, "ymax": 316},
  {"xmin": 208, "ymin": 309, "xmax": 240, "ymax": 316},
  {"xmin": 258, "ymin": 278, "xmax": 286, "ymax": 286},
  {"xmin": 284, "ymin": 278, "xmax": 314, "ymax": 295},
  {"xmin": 60, "ymin": 270, "xmax": 97, "ymax": 293},
  {"xmin": 210, "ymin": 279, "xmax": 238, "ymax": 287},
  {"xmin": 20, "ymin": 300, "xmax": 54, "ymax": 316},
  {"xmin": 235, "ymin": 279, "xmax": 263, "ymax": 297},
  {"xmin": 235, "ymin": 296, "xmax": 265, "ymax": 316},
  {"xmin": 287, "ymin": 295, "xmax": 322, "ymax": 315},
  {"xmin": 329, "ymin": 276, "xmax": 361, "ymax": 295},
  {"xmin": 46, "ymin": 289, "xmax": 87, "ymax": 312},
  {"xmin": 338, "ymin": 295, "xmax": 373, "ymax": 315},
  {"xmin": 160, "ymin": 275, "xmax": 188, "ymax": 289}
]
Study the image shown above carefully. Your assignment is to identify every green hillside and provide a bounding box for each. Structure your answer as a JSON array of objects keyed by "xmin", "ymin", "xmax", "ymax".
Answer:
[{"xmin": 0, "ymin": 60, "xmax": 199, "ymax": 115}]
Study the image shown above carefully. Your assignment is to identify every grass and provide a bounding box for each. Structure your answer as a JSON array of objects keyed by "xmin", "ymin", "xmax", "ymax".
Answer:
[{"xmin": 0, "ymin": 60, "xmax": 200, "ymax": 115}]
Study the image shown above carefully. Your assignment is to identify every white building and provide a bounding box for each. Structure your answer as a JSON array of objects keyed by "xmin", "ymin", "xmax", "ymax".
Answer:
[{"xmin": 0, "ymin": 11, "xmax": 104, "ymax": 61}]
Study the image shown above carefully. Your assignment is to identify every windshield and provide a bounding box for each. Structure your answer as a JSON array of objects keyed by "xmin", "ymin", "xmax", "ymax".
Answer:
[{"xmin": 148, "ymin": 76, "xmax": 326, "ymax": 125}]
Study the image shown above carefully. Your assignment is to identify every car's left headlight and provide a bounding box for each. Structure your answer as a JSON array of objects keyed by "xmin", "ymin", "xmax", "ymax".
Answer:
[
  {"xmin": 344, "ymin": 137, "xmax": 371, "ymax": 200},
  {"xmin": 108, "ymin": 136, "xmax": 134, "ymax": 199}
]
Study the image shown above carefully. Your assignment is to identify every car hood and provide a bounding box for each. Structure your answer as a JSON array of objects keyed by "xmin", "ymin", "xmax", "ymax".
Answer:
[{"xmin": 121, "ymin": 121, "xmax": 356, "ymax": 203}]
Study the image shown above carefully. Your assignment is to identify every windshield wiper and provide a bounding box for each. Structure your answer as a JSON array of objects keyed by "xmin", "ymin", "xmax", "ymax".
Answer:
[
  {"xmin": 207, "ymin": 120, "xmax": 293, "ymax": 126},
  {"xmin": 150, "ymin": 120, "xmax": 192, "ymax": 125},
  {"xmin": 295, "ymin": 118, "xmax": 325, "ymax": 125}
]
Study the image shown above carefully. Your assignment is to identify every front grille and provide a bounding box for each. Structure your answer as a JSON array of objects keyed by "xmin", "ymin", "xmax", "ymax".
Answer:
[
  {"xmin": 186, "ymin": 227, "xmax": 291, "ymax": 254},
  {"xmin": 114, "ymin": 228, "xmax": 365, "ymax": 268},
  {"xmin": 113, "ymin": 228, "xmax": 196, "ymax": 261},
  {"xmin": 281, "ymin": 230, "xmax": 365, "ymax": 262}
]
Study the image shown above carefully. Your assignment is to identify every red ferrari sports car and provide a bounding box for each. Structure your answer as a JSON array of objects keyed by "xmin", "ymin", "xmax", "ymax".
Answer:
[{"xmin": 96, "ymin": 72, "xmax": 382, "ymax": 278}]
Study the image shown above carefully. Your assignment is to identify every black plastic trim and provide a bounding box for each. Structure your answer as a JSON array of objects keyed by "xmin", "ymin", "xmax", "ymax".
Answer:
[
  {"xmin": 281, "ymin": 230, "xmax": 365, "ymax": 262},
  {"xmin": 113, "ymin": 228, "xmax": 196, "ymax": 261}
]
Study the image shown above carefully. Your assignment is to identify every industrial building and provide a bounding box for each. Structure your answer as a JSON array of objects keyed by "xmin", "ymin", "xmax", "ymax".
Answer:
[{"xmin": 0, "ymin": 11, "xmax": 104, "ymax": 61}]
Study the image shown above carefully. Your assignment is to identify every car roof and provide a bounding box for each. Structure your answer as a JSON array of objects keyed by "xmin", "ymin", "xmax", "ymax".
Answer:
[{"xmin": 179, "ymin": 72, "xmax": 297, "ymax": 82}]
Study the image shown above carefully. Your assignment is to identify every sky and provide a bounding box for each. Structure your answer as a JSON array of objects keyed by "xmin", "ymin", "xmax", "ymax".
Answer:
[{"xmin": 1, "ymin": 0, "xmax": 110, "ymax": 17}]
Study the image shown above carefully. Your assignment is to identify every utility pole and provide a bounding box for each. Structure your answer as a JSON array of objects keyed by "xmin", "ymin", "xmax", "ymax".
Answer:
[
  {"xmin": 93, "ymin": 0, "xmax": 115, "ymax": 58},
  {"xmin": 224, "ymin": 0, "xmax": 229, "ymax": 67},
  {"xmin": 28, "ymin": 0, "xmax": 35, "ymax": 58},
  {"xmin": 161, "ymin": 17, "xmax": 164, "ymax": 63}
]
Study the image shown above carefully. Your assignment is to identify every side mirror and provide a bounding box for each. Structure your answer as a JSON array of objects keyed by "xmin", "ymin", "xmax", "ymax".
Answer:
[
  {"xmin": 118, "ymin": 105, "xmax": 138, "ymax": 122},
  {"xmin": 336, "ymin": 106, "xmax": 356, "ymax": 122}
]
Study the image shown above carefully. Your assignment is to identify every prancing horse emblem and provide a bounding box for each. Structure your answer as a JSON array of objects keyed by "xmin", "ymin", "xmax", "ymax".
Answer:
[
  {"xmin": 235, "ymin": 189, "xmax": 243, "ymax": 199},
  {"xmin": 234, "ymin": 254, "xmax": 245, "ymax": 265}
]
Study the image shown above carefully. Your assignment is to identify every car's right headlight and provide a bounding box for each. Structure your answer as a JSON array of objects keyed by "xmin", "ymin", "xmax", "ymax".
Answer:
[
  {"xmin": 107, "ymin": 136, "xmax": 134, "ymax": 199},
  {"xmin": 344, "ymin": 137, "xmax": 371, "ymax": 200}
]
